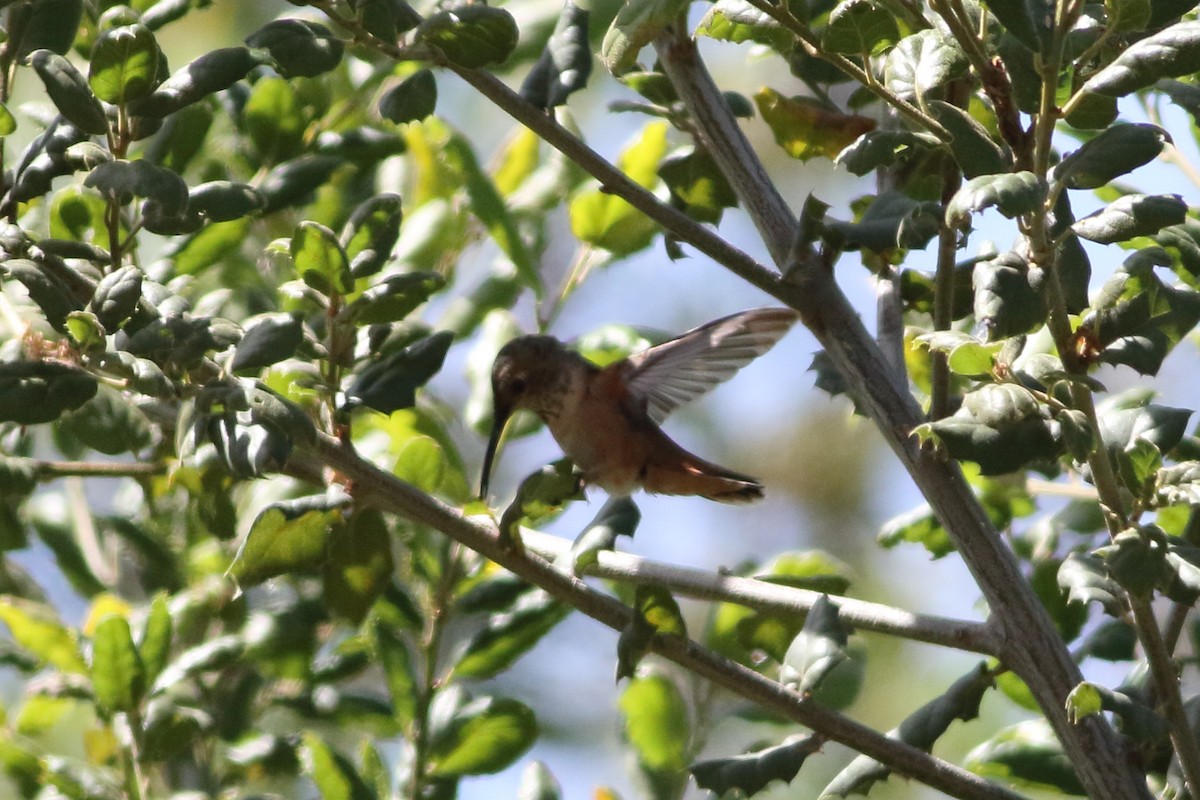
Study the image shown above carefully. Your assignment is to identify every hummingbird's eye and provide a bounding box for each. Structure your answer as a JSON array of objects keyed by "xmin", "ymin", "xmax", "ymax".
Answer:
[{"xmin": 510, "ymin": 377, "xmax": 527, "ymax": 395}]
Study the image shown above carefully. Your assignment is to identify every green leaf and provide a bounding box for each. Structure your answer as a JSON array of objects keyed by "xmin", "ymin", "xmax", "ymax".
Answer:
[
  {"xmin": 292, "ymin": 220, "xmax": 353, "ymax": 296},
  {"xmin": 30, "ymin": 49, "xmax": 108, "ymax": 135},
  {"xmin": 520, "ymin": 2, "xmax": 593, "ymax": 110},
  {"xmin": 1084, "ymin": 19, "xmax": 1200, "ymax": 97},
  {"xmin": 323, "ymin": 509, "xmax": 394, "ymax": 624},
  {"xmin": 601, "ymin": 0, "xmax": 690, "ymax": 73},
  {"xmin": 187, "ymin": 180, "xmax": 265, "ymax": 222},
  {"xmin": 570, "ymin": 121, "xmax": 667, "ymax": 254},
  {"xmin": 445, "ymin": 134, "xmax": 539, "ymax": 294},
  {"xmin": 453, "ymin": 589, "xmax": 568, "ymax": 679},
  {"xmin": 91, "ymin": 614, "xmax": 145, "ymax": 718},
  {"xmin": 780, "ymin": 594, "xmax": 851, "ymax": 695},
  {"xmin": 922, "ymin": 412, "xmax": 1060, "ymax": 475},
  {"xmin": 348, "ymin": 272, "xmax": 445, "ymax": 325},
  {"xmin": 56, "ymin": 386, "xmax": 152, "ymax": 455},
  {"xmin": 825, "ymin": 664, "xmax": 992, "ymax": 796},
  {"xmin": 928, "ymin": 100, "xmax": 1010, "ymax": 179},
  {"xmin": 883, "ymin": 29, "xmax": 968, "ymax": 100},
  {"xmin": 981, "ymin": 0, "xmax": 1053, "ymax": 53},
  {"xmin": 13, "ymin": 0, "xmax": 83, "ymax": 58},
  {"xmin": 131, "ymin": 46, "xmax": 260, "ymax": 117},
  {"xmin": 0, "ymin": 596, "xmax": 86, "ymax": 673},
  {"xmin": 695, "ymin": 0, "xmax": 792, "ymax": 52},
  {"xmin": 171, "ymin": 218, "xmax": 252, "ymax": 276},
  {"xmin": 518, "ymin": 761, "xmax": 562, "ymax": 800},
  {"xmin": 260, "ymin": 154, "xmax": 343, "ymax": 213},
  {"xmin": 1072, "ymin": 194, "xmax": 1187, "ymax": 244},
  {"xmin": 1053, "ymin": 123, "xmax": 1168, "ymax": 189},
  {"xmin": 138, "ymin": 593, "xmax": 172, "ymax": 686},
  {"xmin": 755, "ymin": 88, "xmax": 877, "ymax": 161},
  {"xmin": 416, "ymin": 6, "xmax": 518, "ymax": 69},
  {"xmin": 973, "ymin": 252, "xmax": 1046, "ymax": 338},
  {"xmin": 89, "ymin": 24, "xmax": 161, "ymax": 105},
  {"xmin": 878, "ymin": 504, "xmax": 954, "ymax": 558},
  {"xmin": 498, "ymin": 459, "xmax": 585, "ymax": 537},
  {"xmin": 88, "ymin": 264, "xmax": 142, "ymax": 333},
  {"xmin": 374, "ymin": 622, "xmax": 416, "ymax": 725},
  {"xmin": 658, "ymin": 148, "xmax": 738, "ymax": 224},
  {"xmin": 1095, "ymin": 526, "xmax": 1168, "ymax": 596},
  {"xmin": 345, "ymin": 330, "xmax": 454, "ymax": 415},
  {"xmin": 429, "ymin": 695, "xmax": 538, "ymax": 777},
  {"xmin": 343, "ymin": 193, "xmax": 404, "ymax": 278},
  {"xmin": 836, "ymin": 129, "xmax": 938, "ymax": 175},
  {"xmin": 301, "ymin": 733, "xmax": 378, "ymax": 800},
  {"xmin": 692, "ymin": 735, "xmax": 822, "ymax": 797},
  {"xmin": 84, "ymin": 159, "xmax": 188, "ymax": 216},
  {"xmin": 559, "ymin": 497, "xmax": 641, "ymax": 576},
  {"xmin": 231, "ymin": 313, "xmax": 303, "ymax": 373},
  {"xmin": 619, "ymin": 673, "xmax": 689, "ymax": 797},
  {"xmin": 965, "ymin": 719, "xmax": 1085, "ymax": 794},
  {"xmin": 230, "ymin": 496, "xmax": 346, "ymax": 586},
  {"xmin": 246, "ymin": 18, "xmax": 344, "ymax": 78},
  {"xmin": 824, "ymin": 191, "xmax": 940, "ymax": 252},
  {"xmin": 0, "ymin": 361, "xmax": 97, "ymax": 425},
  {"xmin": 945, "ymin": 171, "xmax": 1048, "ymax": 227},
  {"xmin": 380, "ymin": 69, "xmax": 437, "ymax": 125},
  {"xmin": 0, "ymin": 103, "xmax": 16, "ymax": 137},
  {"xmin": 823, "ymin": 0, "xmax": 900, "ymax": 55},
  {"xmin": 243, "ymin": 76, "xmax": 306, "ymax": 163}
]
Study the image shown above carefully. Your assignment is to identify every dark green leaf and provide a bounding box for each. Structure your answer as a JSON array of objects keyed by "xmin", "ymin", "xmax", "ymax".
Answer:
[
  {"xmin": 130, "ymin": 47, "xmax": 260, "ymax": 117},
  {"xmin": 982, "ymin": 0, "xmax": 1053, "ymax": 53},
  {"xmin": 498, "ymin": 459, "xmax": 584, "ymax": 537},
  {"xmin": 1084, "ymin": 19, "xmax": 1200, "ymax": 97},
  {"xmin": 345, "ymin": 330, "xmax": 454, "ymax": 415},
  {"xmin": 84, "ymin": 159, "xmax": 187, "ymax": 216},
  {"xmin": 825, "ymin": 191, "xmax": 940, "ymax": 252},
  {"xmin": 417, "ymin": 6, "xmax": 518, "ymax": 69},
  {"xmin": 231, "ymin": 313, "xmax": 303, "ymax": 373},
  {"xmin": 922, "ymin": 413, "xmax": 1060, "ymax": 475},
  {"xmin": 823, "ymin": 0, "xmax": 900, "ymax": 54},
  {"xmin": 1095, "ymin": 526, "xmax": 1168, "ymax": 596},
  {"xmin": 559, "ymin": 497, "xmax": 641, "ymax": 576},
  {"xmin": 259, "ymin": 154, "xmax": 343, "ymax": 213},
  {"xmin": 945, "ymin": 171, "xmax": 1048, "ymax": 226},
  {"xmin": 56, "ymin": 387, "xmax": 152, "ymax": 455},
  {"xmin": 1073, "ymin": 194, "xmax": 1187, "ymax": 243},
  {"xmin": 883, "ymin": 29, "xmax": 968, "ymax": 100},
  {"xmin": 692, "ymin": 735, "xmax": 822, "ymax": 797},
  {"xmin": 246, "ymin": 18, "xmax": 344, "ymax": 78},
  {"xmin": 343, "ymin": 193, "xmax": 403, "ymax": 278},
  {"xmin": 379, "ymin": 69, "xmax": 437, "ymax": 125},
  {"xmin": 878, "ymin": 505, "xmax": 954, "ymax": 558},
  {"xmin": 520, "ymin": 2, "xmax": 592, "ymax": 110},
  {"xmin": 13, "ymin": 0, "xmax": 83, "ymax": 58},
  {"xmin": 929, "ymin": 100, "xmax": 1010, "ymax": 179},
  {"xmin": 88, "ymin": 264, "xmax": 142, "ymax": 332},
  {"xmin": 756, "ymin": 88, "xmax": 877, "ymax": 161},
  {"xmin": 89, "ymin": 24, "xmax": 161, "ymax": 105},
  {"xmin": 348, "ymin": 272, "xmax": 445, "ymax": 325},
  {"xmin": 965, "ymin": 720, "xmax": 1085, "ymax": 794},
  {"xmin": 4, "ymin": 258, "xmax": 82, "ymax": 332},
  {"xmin": 230, "ymin": 495, "xmax": 346, "ymax": 586},
  {"xmin": 1054, "ymin": 123, "xmax": 1169, "ymax": 189},
  {"xmin": 187, "ymin": 180, "xmax": 265, "ymax": 222},
  {"xmin": 0, "ymin": 361, "xmax": 97, "ymax": 425},
  {"xmin": 973, "ymin": 252, "xmax": 1046, "ymax": 338},
  {"xmin": 836, "ymin": 129, "xmax": 937, "ymax": 176},
  {"xmin": 30, "ymin": 50, "xmax": 108, "ymax": 135}
]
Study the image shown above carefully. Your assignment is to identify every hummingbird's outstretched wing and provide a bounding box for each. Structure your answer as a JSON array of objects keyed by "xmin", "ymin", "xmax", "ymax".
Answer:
[{"xmin": 622, "ymin": 307, "xmax": 799, "ymax": 423}]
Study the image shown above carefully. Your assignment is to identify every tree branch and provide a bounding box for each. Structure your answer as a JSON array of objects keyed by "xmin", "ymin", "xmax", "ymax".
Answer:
[
  {"xmin": 652, "ymin": 29, "xmax": 1152, "ymax": 800},
  {"xmin": 295, "ymin": 432, "xmax": 1028, "ymax": 800},
  {"xmin": 520, "ymin": 528, "xmax": 1001, "ymax": 655}
]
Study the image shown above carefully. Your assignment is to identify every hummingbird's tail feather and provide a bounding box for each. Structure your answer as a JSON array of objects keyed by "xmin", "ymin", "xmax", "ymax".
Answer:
[{"xmin": 643, "ymin": 456, "xmax": 765, "ymax": 503}]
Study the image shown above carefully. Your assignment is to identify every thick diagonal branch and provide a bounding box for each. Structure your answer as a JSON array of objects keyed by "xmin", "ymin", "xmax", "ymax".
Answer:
[{"xmin": 653, "ymin": 30, "xmax": 1151, "ymax": 800}]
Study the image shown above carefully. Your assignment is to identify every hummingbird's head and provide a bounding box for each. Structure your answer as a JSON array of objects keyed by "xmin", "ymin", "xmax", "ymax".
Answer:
[{"xmin": 480, "ymin": 335, "xmax": 570, "ymax": 498}]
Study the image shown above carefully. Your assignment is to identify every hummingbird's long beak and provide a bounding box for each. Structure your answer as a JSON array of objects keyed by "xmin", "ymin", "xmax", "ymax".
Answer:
[{"xmin": 479, "ymin": 403, "xmax": 513, "ymax": 499}]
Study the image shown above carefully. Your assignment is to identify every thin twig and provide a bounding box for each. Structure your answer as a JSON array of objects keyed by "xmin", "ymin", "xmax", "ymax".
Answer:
[{"xmin": 520, "ymin": 528, "xmax": 1001, "ymax": 654}]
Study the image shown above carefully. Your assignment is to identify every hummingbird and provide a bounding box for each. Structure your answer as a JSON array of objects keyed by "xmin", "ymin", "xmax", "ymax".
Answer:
[{"xmin": 480, "ymin": 307, "xmax": 799, "ymax": 504}]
